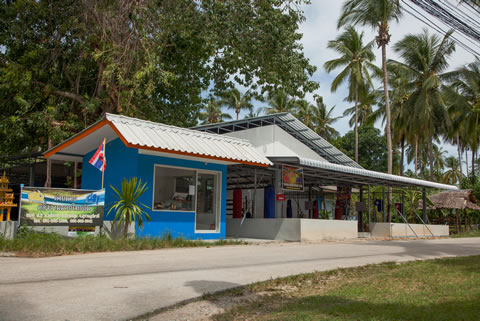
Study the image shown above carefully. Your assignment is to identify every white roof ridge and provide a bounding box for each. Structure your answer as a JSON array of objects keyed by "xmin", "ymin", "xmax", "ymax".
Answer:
[{"xmin": 105, "ymin": 113, "xmax": 252, "ymax": 145}]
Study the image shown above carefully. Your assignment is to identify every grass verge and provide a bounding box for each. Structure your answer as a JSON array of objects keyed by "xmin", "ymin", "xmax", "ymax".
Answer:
[
  {"xmin": 0, "ymin": 231, "xmax": 245, "ymax": 257},
  {"xmin": 451, "ymin": 229, "xmax": 480, "ymax": 238},
  {"xmin": 210, "ymin": 256, "xmax": 480, "ymax": 321}
]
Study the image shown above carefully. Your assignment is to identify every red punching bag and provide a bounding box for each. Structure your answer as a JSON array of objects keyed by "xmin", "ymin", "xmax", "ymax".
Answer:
[
  {"xmin": 233, "ymin": 188, "xmax": 242, "ymax": 219},
  {"xmin": 312, "ymin": 200, "xmax": 319, "ymax": 219}
]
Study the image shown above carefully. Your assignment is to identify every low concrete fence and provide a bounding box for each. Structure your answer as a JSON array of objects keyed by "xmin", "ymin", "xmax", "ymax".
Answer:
[
  {"xmin": 226, "ymin": 218, "xmax": 357, "ymax": 241},
  {"xmin": 370, "ymin": 222, "xmax": 449, "ymax": 238},
  {"xmin": 0, "ymin": 222, "xmax": 19, "ymax": 240}
]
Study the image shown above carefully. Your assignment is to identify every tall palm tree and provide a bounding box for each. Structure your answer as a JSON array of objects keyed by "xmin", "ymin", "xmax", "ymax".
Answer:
[
  {"xmin": 263, "ymin": 89, "xmax": 297, "ymax": 114},
  {"xmin": 311, "ymin": 96, "xmax": 342, "ymax": 141},
  {"xmin": 244, "ymin": 108, "xmax": 263, "ymax": 119},
  {"xmin": 220, "ymin": 88, "xmax": 253, "ymax": 120},
  {"xmin": 343, "ymin": 85, "xmax": 377, "ymax": 128},
  {"xmin": 324, "ymin": 26, "xmax": 379, "ymax": 163},
  {"xmin": 199, "ymin": 97, "xmax": 232, "ymax": 124},
  {"xmin": 443, "ymin": 156, "xmax": 463, "ymax": 184},
  {"xmin": 338, "ymin": 0, "xmax": 402, "ymax": 178},
  {"xmin": 445, "ymin": 59, "xmax": 480, "ymax": 177},
  {"xmin": 389, "ymin": 29, "xmax": 455, "ymax": 181},
  {"xmin": 296, "ymin": 99, "xmax": 316, "ymax": 129}
]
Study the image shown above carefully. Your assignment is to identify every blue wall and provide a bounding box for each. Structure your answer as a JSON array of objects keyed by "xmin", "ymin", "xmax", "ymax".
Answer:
[{"xmin": 82, "ymin": 138, "xmax": 227, "ymax": 240}]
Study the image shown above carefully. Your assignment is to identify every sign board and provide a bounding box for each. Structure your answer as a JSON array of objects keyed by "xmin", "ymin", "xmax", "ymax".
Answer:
[
  {"xmin": 282, "ymin": 165, "xmax": 304, "ymax": 191},
  {"xmin": 21, "ymin": 187, "xmax": 104, "ymax": 227},
  {"xmin": 276, "ymin": 193, "xmax": 286, "ymax": 201}
]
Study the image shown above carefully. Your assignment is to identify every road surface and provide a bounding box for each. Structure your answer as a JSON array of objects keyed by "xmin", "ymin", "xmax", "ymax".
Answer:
[{"xmin": 1, "ymin": 238, "xmax": 479, "ymax": 320}]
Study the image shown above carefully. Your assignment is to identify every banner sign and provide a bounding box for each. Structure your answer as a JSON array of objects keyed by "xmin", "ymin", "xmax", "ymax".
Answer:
[
  {"xmin": 21, "ymin": 187, "xmax": 104, "ymax": 226},
  {"xmin": 282, "ymin": 165, "xmax": 304, "ymax": 191}
]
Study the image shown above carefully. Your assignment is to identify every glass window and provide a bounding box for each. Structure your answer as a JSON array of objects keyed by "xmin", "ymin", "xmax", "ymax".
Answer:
[{"xmin": 153, "ymin": 167, "xmax": 195, "ymax": 211}]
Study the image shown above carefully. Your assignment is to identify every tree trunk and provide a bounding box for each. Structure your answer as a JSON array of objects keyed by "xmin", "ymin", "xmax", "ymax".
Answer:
[
  {"xmin": 123, "ymin": 211, "xmax": 130, "ymax": 238},
  {"xmin": 236, "ymin": 108, "xmax": 240, "ymax": 120},
  {"xmin": 44, "ymin": 136, "xmax": 53, "ymax": 187},
  {"xmin": 415, "ymin": 137, "xmax": 418, "ymax": 176},
  {"xmin": 429, "ymin": 137, "xmax": 435, "ymax": 181},
  {"xmin": 457, "ymin": 134, "xmax": 463, "ymax": 179},
  {"xmin": 455, "ymin": 209, "xmax": 459, "ymax": 234},
  {"xmin": 382, "ymin": 43, "xmax": 393, "ymax": 223},
  {"xmin": 400, "ymin": 136, "xmax": 405, "ymax": 176},
  {"xmin": 472, "ymin": 147, "xmax": 476, "ymax": 178},
  {"xmin": 465, "ymin": 148, "xmax": 469, "ymax": 177},
  {"xmin": 73, "ymin": 161, "xmax": 78, "ymax": 189},
  {"xmin": 354, "ymin": 83, "xmax": 359, "ymax": 163}
]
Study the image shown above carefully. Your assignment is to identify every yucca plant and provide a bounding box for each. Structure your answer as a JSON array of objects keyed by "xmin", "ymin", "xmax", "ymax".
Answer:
[{"xmin": 108, "ymin": 178, "xmax": 151, "ymax": 238}]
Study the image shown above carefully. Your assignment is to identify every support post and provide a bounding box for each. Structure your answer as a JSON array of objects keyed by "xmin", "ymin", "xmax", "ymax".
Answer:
[
  {"xmin": 29, "ymin": 164, "xmax": 35, "ymax": 187},
  {"xmin": 274, "ymin": 168, "xmax": 282, "ymax": 219},
  {"xmin": 253, "ymin": 169, "xmax": 257, "ymax": 218},
  {"xmin": 422, "ymin": 189, "xmax": 427, "ymax": 223},
  {"xmin": 358, "ymin": 188, "xmax": 364, "ymax": 232},
  {"xmin": 382, "ymin": 187, "xmax": 386, "ymax": 222},
  {"xmin": 401, "ymin": 191, "xmax": 405, "ymax": 220},
  {"xmin": 368, "ymin": 185, "xmax": 371, "ymax": 225},
  {"xmin": 308, "ymin": 185, "xmax": 312, "ymax": 218}
]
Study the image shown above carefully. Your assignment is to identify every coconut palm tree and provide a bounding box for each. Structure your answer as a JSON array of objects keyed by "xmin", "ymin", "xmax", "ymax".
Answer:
[
  {"xmin": 324, "ymin": 26, "xmax": 379, "ymax": 163},
  {"xmin": 244, "ymin": 108, "xmax": 263, "ymax": 119},
  {"xmin": 311, "ymin": 96, "xmax": 342, "ymax": 141},
  {"xmin": 389, "ymin": 29, "xmax": 455, "ymax": 181},
  {"xmin": 262, "ymin": 89, "xmax": 297, "ymax": 114},
  {"xmin": 338, "ymin": 0, "xmax": 402, "ymax": 179},
  {"xmin": 199, "ymin": 97, "xmax": 232, "ymax": 124},
  {"xmin": 443, "ymin": 156, "xmax": 463, "ymax": 184},
  {"xmin": 220, "ymin": 88, "xmax": 253, "ymax": 120},
  {"xmin": 296, "ymin": 99, "xmax": 316, "ymax": 129},
  {"xmin": 343, "ymin": 85, "xmax": 377, "ymax": 128},
  {"xmin": 444, "ymin": 59, "xmax": 480, "ymax": 177}
]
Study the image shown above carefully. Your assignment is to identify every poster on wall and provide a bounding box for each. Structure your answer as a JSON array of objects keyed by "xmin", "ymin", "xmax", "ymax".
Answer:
[
  {"xmin": 20, "ymin": 187, "xmax": 104, "ymax": 226},
  {"xmin": 282, "ymin": 165, "xmax": 304, "ymax": 191}
]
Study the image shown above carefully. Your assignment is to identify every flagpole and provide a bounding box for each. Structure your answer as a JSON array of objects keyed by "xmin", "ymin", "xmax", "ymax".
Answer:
[{"xmin": 101, "ymin": 138, "xmax": 106, "ymax": 190}]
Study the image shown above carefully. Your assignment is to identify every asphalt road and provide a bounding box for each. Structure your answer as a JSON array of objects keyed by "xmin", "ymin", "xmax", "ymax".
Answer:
[{"xmin": 1, "ymin": 238, "xmax": 479, "ymax": 321}]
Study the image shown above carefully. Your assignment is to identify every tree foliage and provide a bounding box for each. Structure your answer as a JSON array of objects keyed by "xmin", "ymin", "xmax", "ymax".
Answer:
[{"xmin": 0, "ymin": 0, "xmax": 318, "ymax": 155}]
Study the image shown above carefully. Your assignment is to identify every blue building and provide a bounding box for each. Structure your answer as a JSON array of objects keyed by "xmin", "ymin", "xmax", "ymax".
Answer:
[{"xmin": 45, "ymin": 114, "xmax": 271, "ymax": 239}]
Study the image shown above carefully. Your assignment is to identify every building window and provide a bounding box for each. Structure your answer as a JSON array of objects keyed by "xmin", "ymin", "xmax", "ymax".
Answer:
[
  {"xmin": 153, "ymin": 165, "xmax": 221, "ymax": 232},
  {"xmin": 153, "ymin": 167, "xmax": 196, "ymax": 211}
]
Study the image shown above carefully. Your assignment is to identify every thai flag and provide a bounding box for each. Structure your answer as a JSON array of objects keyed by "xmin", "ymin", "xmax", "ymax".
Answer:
[{"xmin": 89, "ymin": 139, "xmax": 106, "ymax": 171}]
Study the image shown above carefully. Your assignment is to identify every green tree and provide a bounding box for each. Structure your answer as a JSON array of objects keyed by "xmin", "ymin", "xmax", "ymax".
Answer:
[
  {"xmin": 296, "ymin": 99, "xmax": 316, "ymax": 129},
  {"xmin": 443, "ymin": 156, "xmax": 463, "ymax": 184},
  {"xmin": 311, "ymin": 97, "xmax": 341, "ymax": 141},
  {"xmin": 343, "ymin": 85, "xmax": 377, "ymax": 128},
  {"xmin": 334, "ymin": 125, "xmax": 388, "ymax": 171},
  {"xmin": 0, "ymin": 0, "xmax": 318, "ymax": 155},
  {"xmin": 262, "ymin": 89, "xmax": 297, "ymax": 114},
  {"xmin": 220, "ymin": 89, "xmax": 253, "ymax": 120},
  {"xmin": 390, "ymin": 29, "xmax": 455, "ymax": 181},
  {"xmin": 324, "ymin": 26, "xmax": 379, "ymax": 163},
  {"xmin": 108, "ymin": 178, "xmax": 151, "ymax": 238},
  {"xmin": 339, "ymin": 0, "xmax": 403, "ymax": 179},
  {"xmin": 198, "ymin": 98, "xmax": 232, "ymax": 124}
]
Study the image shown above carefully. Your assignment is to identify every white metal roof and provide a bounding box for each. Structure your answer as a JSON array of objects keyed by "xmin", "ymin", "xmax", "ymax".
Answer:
[
  {"xmin": 298, "ymin": 157, "xmax": 458, "ymax": 190},
  {"xmin": 46, "ymin": 114, "xmax": 272, "ymax": 167}
]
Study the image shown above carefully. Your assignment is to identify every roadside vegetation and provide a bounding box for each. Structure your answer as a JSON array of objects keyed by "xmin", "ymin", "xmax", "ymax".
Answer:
[
  {"xmin": 208, "ymin": 256, "xmax": 480, "ymax": 321},
  {"xmin": 0, "ymin": 231, "xmax": 244, "ymax": 257},
  {"xmin": 451, "ymin": 229, "xmax": 480, "ymax": 238}
]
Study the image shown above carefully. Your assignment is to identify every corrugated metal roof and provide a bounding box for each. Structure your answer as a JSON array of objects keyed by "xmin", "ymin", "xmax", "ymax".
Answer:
[
  {"xmin": 298, "ymin": 157, "xmax": 458, "ymax": 190},
  {"xmin": 192, "ymin": 113, "xmax": 362, "ymax": 168},
  {"xmin": 106, "ymin": 114, "xmax": 272, "ymax": 166}
]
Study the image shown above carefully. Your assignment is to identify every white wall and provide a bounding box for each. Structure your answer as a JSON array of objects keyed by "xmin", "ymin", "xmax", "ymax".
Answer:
[
  {"xmin": 370, "ymin": 223, "xmax": 449, "ymax": 238},
  {"xmin": 225, "ymin": 125, "xmax": 326, "ymax": 161}
]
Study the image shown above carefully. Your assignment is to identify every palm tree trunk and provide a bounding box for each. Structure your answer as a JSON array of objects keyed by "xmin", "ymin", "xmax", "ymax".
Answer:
[
  {"xmin": 465, "ymin": 147, "xmax": 469, "ymax": 177},
  {"xmin": 236, "ymin": 108, "xmax": 239, "ymax": 120},
  {"xmin": 457, "ymin": 134, "xmax": 463, "ymax": 178},
  {"xmin": 382, "ymin": 43, "xmax": 393, "ymax": 223},
  {"xmin": 472, "ymin": 147, "xmax": 475, "ymax": 177},
  {"xmin": 415, "ymin": 137, "xmax": 418, "ymax": 176},
  {"xmin": 123, "ymin": 210, "xmax": 130, "ymax": 238},
  {"xmin": 429, "ymin": 138, "xmax": 435, "ymax": 181},
  {"xmin": 354, "ymin": 83, "xmax": 359, "ymax": 163},
  {"xmin": 400, "ymin": 136, "xmax": 405, "ymax": 176}
]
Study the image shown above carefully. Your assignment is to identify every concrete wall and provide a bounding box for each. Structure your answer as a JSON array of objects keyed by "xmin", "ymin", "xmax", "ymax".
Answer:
[
  {"xmin": 370, "ymin": 223, "xmax": 449, "ymax": 238},
  {"xmin": 0, "ymin": 222, "xmax": 18, "ymax": 240},
  {"xmin": 227, "ymin": 218, "xmax": 358, "ymax": 241},
  {"xmin": 300, "ymin": 219, "xmax": 357, "ymax": 241}
]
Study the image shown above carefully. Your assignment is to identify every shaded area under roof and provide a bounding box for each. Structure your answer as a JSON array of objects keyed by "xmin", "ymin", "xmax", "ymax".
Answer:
[
  {"xmin": 192, "ymin": 113, "xmax": 362, "ymax": 169},
  {"xmin": 269, "ymin": 156, "xmax": 458, "ymax": 190}
]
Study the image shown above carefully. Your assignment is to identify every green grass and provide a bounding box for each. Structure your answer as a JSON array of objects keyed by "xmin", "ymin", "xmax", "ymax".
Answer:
[
  {"xmin": 212, "ymin": 256, "xmax": 480, "ymax": 321},
  {"xmin": 0, "ymin": 231, "xmax": 245, "ymax": 257},
  {"xmin": 451, "ymin": 229, "xmax": 480, "ymax": 238}
]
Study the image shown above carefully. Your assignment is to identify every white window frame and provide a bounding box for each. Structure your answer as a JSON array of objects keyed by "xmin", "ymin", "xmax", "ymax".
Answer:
[{"xmin": 152, "ymin": 164, "xmax": 222, "ymax": 234}]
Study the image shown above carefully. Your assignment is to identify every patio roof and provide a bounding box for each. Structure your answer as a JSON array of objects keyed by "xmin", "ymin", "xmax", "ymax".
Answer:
[
  {"xmin": 269, "ymin": 156, "xmax": 458, "ymax": 190},
  {"xmin": 192, "ymin": 113, "xmax": 362, "ymax": 169}
]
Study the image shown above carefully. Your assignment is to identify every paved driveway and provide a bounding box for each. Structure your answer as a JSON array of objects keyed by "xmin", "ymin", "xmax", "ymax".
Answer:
[{"xmin": 1, "ymin": 238, "xmax": 479, "ymax": 321}]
